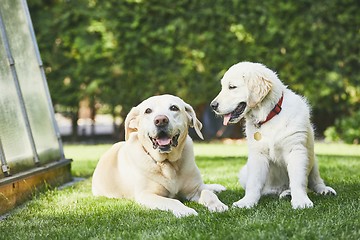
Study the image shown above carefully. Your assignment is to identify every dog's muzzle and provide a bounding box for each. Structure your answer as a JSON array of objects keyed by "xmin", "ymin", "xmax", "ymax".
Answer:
[
  {"xmin": 211, "ymin": 101, "xmax": 247, "ymax": 125},
  {"xmin": 149, "ymin": 115, "xmax": 180, "ymax": 152},
  {"xmin": 225, "ymin": 102, "xmax": 247, "ymax": 124},
  {"xmin": 149, "ymin": 131, "xmax": 180, "ymax": 152}
]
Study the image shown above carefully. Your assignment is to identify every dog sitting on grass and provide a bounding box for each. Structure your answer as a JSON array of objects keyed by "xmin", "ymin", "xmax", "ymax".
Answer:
[{"xmin": 211, "ymin": 61, "xmax": 336, "ymax": 209}]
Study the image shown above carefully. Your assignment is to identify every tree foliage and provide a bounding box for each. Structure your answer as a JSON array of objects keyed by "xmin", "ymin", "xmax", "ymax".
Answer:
[{"xmin": 28, "ymin": 0, "xmax": 360, "ymax": 141}]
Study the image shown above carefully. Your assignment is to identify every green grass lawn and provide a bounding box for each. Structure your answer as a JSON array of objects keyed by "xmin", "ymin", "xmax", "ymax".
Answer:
[{"xmin": 1, "ymin": 141, "xmax": 359, "ymax": 239}]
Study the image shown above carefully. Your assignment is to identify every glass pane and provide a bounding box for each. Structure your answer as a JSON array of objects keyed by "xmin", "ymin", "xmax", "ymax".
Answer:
[
  {"xmin": 0, "ymin": 27, "xmax": 34, "ymax": 177},
  {"xmin": 1, "ymin": 0, "xmax": 61, "ymax": 165}
]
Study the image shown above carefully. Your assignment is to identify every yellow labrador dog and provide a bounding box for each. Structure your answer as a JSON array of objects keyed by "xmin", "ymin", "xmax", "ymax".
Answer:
[
  {"xmin": 211, "ymin": 61, "xmax": 336, "ymax": 209},
  {"xmin": 92, "ymin": 94, "xmax": 228, "ymax": 217}
]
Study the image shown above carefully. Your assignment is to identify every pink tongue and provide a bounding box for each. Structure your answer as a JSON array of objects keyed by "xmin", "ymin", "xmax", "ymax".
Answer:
[
  {"xmin": 223, "ymin": 114, "xmax": 231, "ymax": 126},
  {"xmin": 156, "ymin": 138, "xmax": 171, "ymax": 146}
]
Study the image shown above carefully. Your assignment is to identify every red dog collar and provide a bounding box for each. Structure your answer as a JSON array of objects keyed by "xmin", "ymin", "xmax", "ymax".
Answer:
[{"xmin": 258, "ymin": 93, "xmax": 284, "ymax": 126}]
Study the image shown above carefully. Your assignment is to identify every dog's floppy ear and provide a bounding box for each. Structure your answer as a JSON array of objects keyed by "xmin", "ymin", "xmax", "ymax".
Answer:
[
  {"xmin": 184, "ymin": 103, "xmax": 204, "ymax": 140},
  {"xmin": 124, "ymin": 107, "xmax": 140, "ymax": 140},
  {"xmin": 247, "ymin": 75, "xmax": 272, "ymax": 108}
]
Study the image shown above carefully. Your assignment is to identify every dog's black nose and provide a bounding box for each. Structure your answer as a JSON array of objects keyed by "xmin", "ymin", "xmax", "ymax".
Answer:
[
  {"xmin": 154, "ymin": 115, "xmax": 169, "ymax": 127},
  {"xmin": 210, "ymin": 101, "xmax": 219, "ymax": 111}
]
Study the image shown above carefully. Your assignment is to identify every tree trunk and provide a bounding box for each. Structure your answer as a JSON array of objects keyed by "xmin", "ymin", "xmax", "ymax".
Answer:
[{"xmin": 71, "ymin": 109, "xmax": 79, "ymax": 141}]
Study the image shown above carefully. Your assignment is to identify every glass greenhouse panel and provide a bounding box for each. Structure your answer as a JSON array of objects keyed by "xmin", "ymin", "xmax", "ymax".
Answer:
[
  {"xmin": 0, "ymin": 28, "xmax": 34, "ymax": 177},
  {"xmin": 0, "ymin": 0, "xmax": 61, "ymax": 165}
]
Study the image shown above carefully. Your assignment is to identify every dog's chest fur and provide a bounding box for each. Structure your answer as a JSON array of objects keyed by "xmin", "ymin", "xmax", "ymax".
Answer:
[
  {"xmin": 150, "ymin": 159, "xmax": 182, "ymax": 197},
  {"xmin": 246, "ymin": 119, "xmax": 294, "ymax": 165}
]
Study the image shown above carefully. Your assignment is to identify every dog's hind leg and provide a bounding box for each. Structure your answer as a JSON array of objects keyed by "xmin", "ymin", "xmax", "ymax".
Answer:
[
  {"xmin": 306, "ymin": 126, "xmax": 336, "ymax": 196},
  {"xmin": 308, "ymin": 160, "xmax": 336, "ymax": 195}
]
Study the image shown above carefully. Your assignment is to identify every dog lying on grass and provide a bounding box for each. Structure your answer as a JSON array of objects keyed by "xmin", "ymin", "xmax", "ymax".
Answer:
[
  {"xmin": 92, "ymin": 94, "xmax": 228, "ymax": 217},
  {"xmin": 211, "ymin": 61, "xmax": 336, "ymax": 209}
]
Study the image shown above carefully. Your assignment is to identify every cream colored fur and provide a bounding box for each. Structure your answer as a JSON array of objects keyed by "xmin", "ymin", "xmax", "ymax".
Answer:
[
  {"xmin": 211, "ymin": 62, "xmax": 336, "ymax": 209},
  {"xmin": 92, "ymin": 94, "xmax": 228, "ymax": 217}
]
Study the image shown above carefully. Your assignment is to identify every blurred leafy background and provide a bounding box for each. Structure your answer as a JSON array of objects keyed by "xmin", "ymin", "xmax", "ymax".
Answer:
[{"xmin": 28, "ymin": 0, "xmax": 360, "ymax": 143}]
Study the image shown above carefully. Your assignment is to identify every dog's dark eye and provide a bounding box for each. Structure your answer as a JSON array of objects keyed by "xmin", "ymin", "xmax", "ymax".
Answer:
[
  {"xmin": 145, "ymin": 108, "xmax": 152, "ymax": 114},
  {"xmin": 170, "ymin": 105, "xmax": 179, "ymax": 111},
  {"xmin": 229, "ymin": 85, "xmax": 237, "ymax": 90}
]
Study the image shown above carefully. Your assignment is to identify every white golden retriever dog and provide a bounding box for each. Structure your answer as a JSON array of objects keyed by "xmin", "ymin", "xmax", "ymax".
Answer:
[
  {"xmin": 211, "ymin": 62, "xmax": 336, "ymax": 209},
  {"xmin": 92, "ymin": 94, "xmax": 228, "ymax": 217}
]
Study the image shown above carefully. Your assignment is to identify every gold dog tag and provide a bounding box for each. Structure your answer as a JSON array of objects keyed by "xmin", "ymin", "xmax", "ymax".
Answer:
[{"xmin": 254, "ymin": 132, "xmax": 262, "ymax": 141}]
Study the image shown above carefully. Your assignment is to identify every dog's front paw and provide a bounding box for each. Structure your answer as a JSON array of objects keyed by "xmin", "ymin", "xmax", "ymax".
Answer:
[
  {"xmin": 232, "ymin": 197, "xmax": 257, "ymax": 209},
  {"xmin": 291, "ymin": 196, "xmax": 313, "ymax": 209},
  {"xmin": 172, "ymin": 206, "xmax": 198, "ymax": 218},
  {"xmin": 199, "ymin": 189, "xmax": 228, "ymax": 213},
  {"xmin": 207, "ymin": 202, "xmax": 228, "ymax": 213}
]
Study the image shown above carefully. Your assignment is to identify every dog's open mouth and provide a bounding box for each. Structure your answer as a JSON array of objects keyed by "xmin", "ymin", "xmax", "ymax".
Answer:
[
  {"xmin": 222, "ymin": 102, "xmax": 247, "ymax": 125},
  {"xmin": 149, "ymin": 131, "xmax": 180, "ymax": 152}
]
